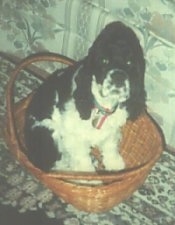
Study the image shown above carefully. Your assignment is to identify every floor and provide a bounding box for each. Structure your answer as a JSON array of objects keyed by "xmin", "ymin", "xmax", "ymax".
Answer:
[
  {"xmin": 0, "ymin": 203, "xmax": 58, "ymax": 225},
  {"xmin": 0, "ymin": 54, "xmax": 175, "ymax": 225}
]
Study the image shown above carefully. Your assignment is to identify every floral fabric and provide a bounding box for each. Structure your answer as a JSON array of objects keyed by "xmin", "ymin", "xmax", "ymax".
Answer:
[{"xmin": 0, "ymin": 0, "xmax": 175, "ymax": 147}]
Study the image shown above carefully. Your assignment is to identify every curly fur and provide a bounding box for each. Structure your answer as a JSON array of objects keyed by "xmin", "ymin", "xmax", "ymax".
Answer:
[{"xmin": 25, "ymin": 21, "xmax": 146, "ymax": 172}]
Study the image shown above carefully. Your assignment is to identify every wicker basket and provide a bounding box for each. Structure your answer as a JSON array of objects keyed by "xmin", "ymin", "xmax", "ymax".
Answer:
[{"xmin": 5, "ymin": 53, "xmax": 164, "ymax": 213}]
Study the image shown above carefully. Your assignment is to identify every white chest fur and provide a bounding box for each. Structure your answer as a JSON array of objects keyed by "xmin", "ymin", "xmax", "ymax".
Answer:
[{"xmin": 32, "ymin": 99, "xmax": 127, "ymax": 172}]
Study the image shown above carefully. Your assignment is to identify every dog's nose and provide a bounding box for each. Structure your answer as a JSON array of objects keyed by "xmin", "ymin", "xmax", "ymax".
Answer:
[{"xmin": 108, "ymin": 69, "xmax": 128, "ymax": 87}]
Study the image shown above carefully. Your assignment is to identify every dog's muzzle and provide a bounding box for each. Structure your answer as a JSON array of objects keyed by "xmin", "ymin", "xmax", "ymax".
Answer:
[
  {"xmin": 101, "ymin": 69, "xmax": 129, "ymax": 98},
  {"xmin": 107, "ymin": 69, "xmax": 129, "ymax": 86}
]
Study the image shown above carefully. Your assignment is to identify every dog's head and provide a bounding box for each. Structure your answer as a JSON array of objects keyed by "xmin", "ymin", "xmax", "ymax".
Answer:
[
  {"xmin": 74, "ymin": 21, "xmax": 146, "ymax": 120},
  {"xmin": 91, "ymin": 69, "xmax": 130, "ymax": 113}
]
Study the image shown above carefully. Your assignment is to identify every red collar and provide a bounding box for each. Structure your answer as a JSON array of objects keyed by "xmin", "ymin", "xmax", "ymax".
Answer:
[{"xmin": 92, "ymin": 99, "xmax": 118, "ymax": 129}]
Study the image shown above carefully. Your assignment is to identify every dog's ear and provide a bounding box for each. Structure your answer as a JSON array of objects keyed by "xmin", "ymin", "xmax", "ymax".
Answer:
[
  {"xmin": 126, "ymin": 85, "xmax": 146, "ymax": 120},
  {"xmin": 127, "ymin": 52, "xmax": 146, "ymax": 120},
  {"xmin": 129, "ymin": 37, "xmax": 146, "ymax": 120},
  {"xmin": 73, "ymin": 60, "xmax": 94, "ymax": 120}
]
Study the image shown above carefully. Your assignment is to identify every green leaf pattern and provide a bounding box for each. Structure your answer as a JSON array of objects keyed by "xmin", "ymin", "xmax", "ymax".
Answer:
[{"xmin": 0, "ymin": 0, "xmax": 175, "ymax": 146}]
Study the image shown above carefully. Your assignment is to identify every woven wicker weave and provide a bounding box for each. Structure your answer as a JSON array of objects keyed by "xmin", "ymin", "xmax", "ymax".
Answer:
[{"xmin": 5, "ymin": 53, "xmax": 164, "ymax": 212}]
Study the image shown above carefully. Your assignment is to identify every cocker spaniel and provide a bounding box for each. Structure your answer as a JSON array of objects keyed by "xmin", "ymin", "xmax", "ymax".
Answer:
[{"xmin": 25, "ymin": 21, "xmax": 146, "ymax": 172}]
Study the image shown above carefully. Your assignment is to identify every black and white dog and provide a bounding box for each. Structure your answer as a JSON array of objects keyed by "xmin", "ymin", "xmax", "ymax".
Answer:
[{"xmin": 25, "ymin": 21, "xmax": 145, "ymax": 172}]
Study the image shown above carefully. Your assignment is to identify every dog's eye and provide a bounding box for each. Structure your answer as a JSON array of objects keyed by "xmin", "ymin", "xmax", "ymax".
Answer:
[
  {"xmin": 126, "ymin": 60, "xmax": 132, "ymax": 66},
  {"xmin": 102, "ymin": 58, "xmax": 109, "ymax": 65}
]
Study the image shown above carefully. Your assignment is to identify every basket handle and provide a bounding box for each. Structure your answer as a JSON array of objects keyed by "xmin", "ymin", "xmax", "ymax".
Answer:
[{"xmin": 5, "ymin": 52, "xmax": 75, "ymax": 169}]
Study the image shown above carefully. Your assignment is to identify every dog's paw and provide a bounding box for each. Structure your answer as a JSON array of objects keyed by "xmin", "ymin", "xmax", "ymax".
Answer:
[
  {"xmin": 72, "ymin": 159, "xmax": 95, "ymax": 172},
  {"xmin": 103, "ymin": 154, "xmax": 125, "ymax": 171},
  {"xmin": 51, "ymin": 159, "xmax": 70, "ymax": 171}
]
